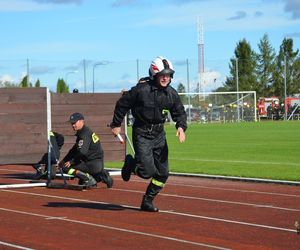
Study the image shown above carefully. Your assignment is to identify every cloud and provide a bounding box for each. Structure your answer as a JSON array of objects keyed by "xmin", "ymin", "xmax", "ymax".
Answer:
[
  {"xmin": 254, "ymin": 11, "xmax": 263, "ymax": 18},
  {"xmin": 6, "ymin": 41, "xmax": 101, "ymax": 58},
  {"xmin": 0, "ymin": 0, "xmax": 83, "ymax": 12},
  {"xmin": 0, "ymin": 1, "xmax": 47, "ymax": 11},
  {"xmin": 170, "ymin": 0, "xmax": 208, "ymax": 4},
  {"xmin": 284, "ymin": 31, "xmax": 300, "ymax": 37},
  {"xmin": 64, "ymin": 65, "xmax": 80, "ymax": 72},
  {"xmin": 120, "ymin": 73, "xmax": 130, "ymax": 80},
  {"xmin": 227, "ymin": 10, "xmax": 247, "ymax": 20},
  {"xmin": 0, "ymin": 74, "xmax": 14, "ymax": 83},
  {"xmin": 33, "ymin": 0, "xmax": 83, "ymax": 4},
  {"xmin": 30, "ymin": 65, "xmax": 56, "ymax": 74},
  {"xmin": 174, "ymin": 60, "xmax": 188, "ymax": 67},
  {"xmin": 202, "ymin": 70, "xmax": 222, "ymax": 91},
  {"xmin": 110, "ymin": 0, "xmax": 208, "ymax": 8},
  {"xmin": 110, "ymin": 0, "xmax": 139, "ymax": 8},
  {"xmin": 283, "ymin": 0, "xmax": 300, "ymax": 19}
]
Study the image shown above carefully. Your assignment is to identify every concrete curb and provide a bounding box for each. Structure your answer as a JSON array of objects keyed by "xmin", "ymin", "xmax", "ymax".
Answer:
[
  {"xmin": 107, "ymin": 168, "xmax": 300, "ymax": 186},
  {"xmin": 169, "ymin": 172, "xmax": 300, "ymax": 186}
]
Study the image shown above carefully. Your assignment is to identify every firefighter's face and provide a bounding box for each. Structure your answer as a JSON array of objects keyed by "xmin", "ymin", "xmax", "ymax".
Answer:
[
  {"xmin": 157, "ymin": 74, "xmax": 171, "ymax": 87},
  {"xmin": 71, "ymin": 119, "xmax": 84, "ymax": 131}
]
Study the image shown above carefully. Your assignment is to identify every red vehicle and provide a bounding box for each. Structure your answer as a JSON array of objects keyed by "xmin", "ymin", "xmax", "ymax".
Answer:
[
  {"xmin": 285, "ymin": 97, "xmax": 300, "ymax": 109},
  {"xmin": 285, "ymin": 97, "xmax": 300, "ymax": 117},
  {"xmin": 257, "ymin": 97, "xmax": 280, "ymax": 117}
]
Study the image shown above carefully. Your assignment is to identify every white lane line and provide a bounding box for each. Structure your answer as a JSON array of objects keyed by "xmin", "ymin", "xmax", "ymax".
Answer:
[
  {"xmin": 0, "ymin": 207, "xmax": 229, "ymax": 250},
  {"xmin": 0, "ymin": 183, "xmax": 46, "ymax": 189},
  {"xmin": 2, "ymin": 167, "xmax": 300, "ymax": 198},
  {"xmin": 162, "ymin": 209, "xmax": 297, "ymax": 234},
  {"xmin": 178, "ymin": 183, "xmax": 300, "ymax": 198},
  {"xmin": 0, "ymin": 240, "xmax": 34, "ymax": 250},
  {"xmin": 162, "ymin": 194, "xmax": 300, "ymax": 212},
  {"xmin": 1, "ymin": 190, "xmax": 297, "ymax": 234},
  {"xmin": 0, "ymin": 169, "xmax": 120, "ymax": 176},
  {"xmin": 46, "ymin": 216, "xmax": 67, "ymax": 220},
  {"xmin": 3, "ymin": 187, "xmax": 299, "ymax": 213},
  {"xmin": 111, "ymin": 188, "xmax": 300, "ymax": 212},
  {"xmin": 123, "ymin": 178, "xmax": 300, "ymax": 198}
]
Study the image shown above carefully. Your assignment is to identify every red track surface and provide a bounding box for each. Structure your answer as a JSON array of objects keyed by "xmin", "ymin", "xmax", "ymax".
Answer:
[{"xmin": 1, "ymin": 165, "xmax": 300, "ymax": 250}]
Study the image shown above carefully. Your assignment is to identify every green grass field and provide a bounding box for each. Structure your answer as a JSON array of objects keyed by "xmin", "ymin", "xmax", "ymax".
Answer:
[{"xmin": 107, "ymin": 121, "xmax": 300, "ymax": 182}]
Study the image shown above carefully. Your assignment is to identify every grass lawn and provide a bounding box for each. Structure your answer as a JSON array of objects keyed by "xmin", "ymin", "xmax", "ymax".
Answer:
[{"xmin": 106, "ymin": 121, "xmax": 300, "ymax": 182}]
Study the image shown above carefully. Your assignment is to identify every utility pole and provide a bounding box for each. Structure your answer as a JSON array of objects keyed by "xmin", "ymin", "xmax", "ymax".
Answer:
[
  {"xmin": 136, "ymin": 59, "xmax": 140, "ymax": 82},
  {"xmin": 83, "ymin": 59, "xmax": 87, "ymax": 93},
  {"xmin": 284, "ymin": 54, "xmax": 287, "ymax": 120},
  {"xmin": 27, "ymin": 59, "xmax": 30, "ymax": 87},
  {"xmin": 236, "ymin": 57, "xmax": 240, "ymax": 122},
  {"xmin": 197, "ymin": 16, "xmax": 204, "ymax": 101},
  {"xmin": 187, "ymin": 59, "xmax": 191, "ymax": 122}
]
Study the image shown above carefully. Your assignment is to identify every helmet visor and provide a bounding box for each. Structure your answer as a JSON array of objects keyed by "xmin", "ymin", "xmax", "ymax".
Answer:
[{"xmin": 157, "ymin": 68, "xmax": 175, "ymax": 77}]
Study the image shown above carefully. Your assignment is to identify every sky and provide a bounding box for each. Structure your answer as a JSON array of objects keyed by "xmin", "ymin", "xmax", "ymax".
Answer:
[{"xmin": 0, "ymin": 0, "xmax": 300, "ymax": 93}]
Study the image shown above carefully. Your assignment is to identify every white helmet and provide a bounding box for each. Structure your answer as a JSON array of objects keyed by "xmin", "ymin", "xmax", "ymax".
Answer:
[{"xmin": 149, "ymin": 56, "xmax": 175, "ymax": 79}]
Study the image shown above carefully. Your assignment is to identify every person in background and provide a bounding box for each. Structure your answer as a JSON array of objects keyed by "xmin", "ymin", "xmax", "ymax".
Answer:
[
  {"xmin": 110, "ymin": 56, "xmax": 187, "ymax": 212},
  {"xmin": 58, "ymin": 112, "xmax": 113, "ymax": 188},
  {"xmin": 32, "ymin": 131, "xmax": 64, "ymax": 180}
]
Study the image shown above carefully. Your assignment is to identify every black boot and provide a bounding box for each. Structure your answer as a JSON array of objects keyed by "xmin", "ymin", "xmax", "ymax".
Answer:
[
  {"xmin": 101, "ymin": 170, "xmax": 114, "ymax": 188},
  {"xmin": 140, "ymin": 182, "xmax": 162, "ymax": 212},
  {"xmin": 32, "ymin": 163, "xmax": 44, "ymax": 171},
  {"xmin": 76, "ymin": 171, "xmax": 97, "ymax": 188},
  {"xmin": 141, "ymin": 195, "xmax": 159, "ymax": 212},
  {"xmin": 32, "ymin": 163, "xmax": 47, "ymax": 180},
  {"xmin": 122, "ymin": 154, "xmax": 135, "ymax": 182},
  {"xmin": 32, "ymin": 166, "xmax": 46, "ymax": 180},
  {"xmin": 32, "ymin": 164, "xmax": 56, "ymax": 180},
  {"xmin": 93, "ymin": 170, "xmax": 114, "ymax": 188}
]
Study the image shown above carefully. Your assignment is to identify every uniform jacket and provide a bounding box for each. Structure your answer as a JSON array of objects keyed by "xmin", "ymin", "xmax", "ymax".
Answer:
[
  {"xmin": 63, "ymin": 125, "xmax": 103, "ymax": 163},
  {"xmin": 111, "ymin": 78, "xmax": 187, "ymax": 131}
]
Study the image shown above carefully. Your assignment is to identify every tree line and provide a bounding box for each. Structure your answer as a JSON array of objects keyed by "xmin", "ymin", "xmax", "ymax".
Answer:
[
  {"xmin": 177, "ymin": 34, "xmax": 299, "ymax": 102},
  {"xmin": 218, "ymin": 34, "xmax": 300, "ymax": 100},
  {"xmin": 1, "ymin": 33, "xmax": 299, "ymax": 98},
  {"xmin": 0, "ymin": 76, "xmax": 69, "ymax": 93}
]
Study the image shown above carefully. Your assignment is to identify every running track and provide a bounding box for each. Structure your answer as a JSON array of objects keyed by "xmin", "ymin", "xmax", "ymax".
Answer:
[{"xmin": 0, "ymin": 165, "xmax": 300, "ymax": 250}]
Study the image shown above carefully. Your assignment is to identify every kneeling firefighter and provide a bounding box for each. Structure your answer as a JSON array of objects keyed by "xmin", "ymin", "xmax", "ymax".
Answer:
[{"xmin": 59, "ymin": 112, "xmax": 113, "ymax": 188}]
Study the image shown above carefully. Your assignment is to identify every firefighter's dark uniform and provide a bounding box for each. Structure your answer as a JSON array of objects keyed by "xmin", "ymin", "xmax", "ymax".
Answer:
[
  {"xmin": 62, "ymin": 125, "xmax": 112, "ymax": 187},
  {"xmin": 32, "ymin": 131, "xmax": 64, "ymax": 179},
  {"xmin": 111, "ymin": 77, "xmax": 187, "ymax": 210}
]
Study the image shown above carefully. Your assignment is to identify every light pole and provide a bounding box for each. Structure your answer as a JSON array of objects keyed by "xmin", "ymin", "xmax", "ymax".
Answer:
[
  {"xmin": 284, "ymin": 54, "xmax": 287, "ymax": 120},
  {"xmin": 235, "ymin": 57, "xmax": 240, "ymax": 122},
  {"xmin": 92, "ymin": 61, "xmax": 109, "ymax": 93},
  {"xmin": 65, "ymin": 70, "xmax": 78, "ymax": 88}
]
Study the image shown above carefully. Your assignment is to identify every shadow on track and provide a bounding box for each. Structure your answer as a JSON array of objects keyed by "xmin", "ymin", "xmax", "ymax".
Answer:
[{"xmin": 44, "ymin": 202, "xmax": 140, "ymax": 211}]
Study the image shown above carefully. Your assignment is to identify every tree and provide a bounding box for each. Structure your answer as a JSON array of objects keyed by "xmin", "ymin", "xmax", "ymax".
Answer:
[
  {"xmin": 291, "ymin": 57, "xmax": 300, "ymax": 94},
  {"xmin": 224, "ymin": 39, "xmax": 258, "ymax": 92},
  {"xmin": 19, "ymin": 75, "xmax": 31, "ymax": 87},
  {"xmin": 256, "ymin": 34, "xmax": 276, "ymax": 97},
  {"xmin": 272, "ymin": 38, "xmax": 299, "ymax": 99},
  {"xmin": 0, "ymin": 80, "xmax": 18, "ymax": 87},
  {"xmin": 177, "ymin": 82, "xmax": 187, "ymax": 104},
  {"xmin": 177, "ymin": 83, "xmax": 186, "ymax": 93},
  {"xmin": 35, "ymin": 79, "xmax": 41, "ymax": 87},
  {"xmin": 56, "ymin": 78, "xmax": 69, "ymax": 93}
]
